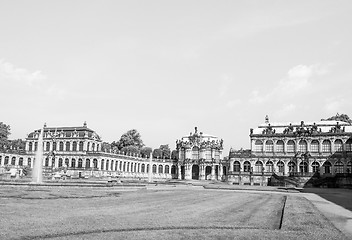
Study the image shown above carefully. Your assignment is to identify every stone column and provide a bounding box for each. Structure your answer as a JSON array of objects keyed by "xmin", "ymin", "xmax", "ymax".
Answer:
[
  {"xmin": 211, "ymin": 164, "xmax": 215, "ymax": 180},
  {"xmin": 178, "ymin": 165, "xmax": 182, "ymax": 179},
  {"xmin": 200, "ymin": 164, "xmax": 205, "ymax": 180}
]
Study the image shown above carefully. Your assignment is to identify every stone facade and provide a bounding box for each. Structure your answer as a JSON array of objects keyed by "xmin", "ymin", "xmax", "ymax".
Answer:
[
  {"xmin": 228, "ymin": 116, "xmax": 352, "ymax": 186},
  {"xmin": 0, "ymin": 123, "xmax": 177, "ymax": 180},
  {"xmin": 176, "ymin": 127, "xmax": 226, "ymax": 180}
]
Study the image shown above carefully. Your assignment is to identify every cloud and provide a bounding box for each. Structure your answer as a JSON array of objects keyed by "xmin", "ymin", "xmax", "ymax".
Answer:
[
  {"xmin": 0, "ymin": 59, "xmax": 46, "ymax": 86},
  {"xmin": 249, "ymin": 63, "xmax": 331, "ymax": 104},
  {"xmin": 218, "ymin": 74, "xmax": 232, "ymax": 97}
]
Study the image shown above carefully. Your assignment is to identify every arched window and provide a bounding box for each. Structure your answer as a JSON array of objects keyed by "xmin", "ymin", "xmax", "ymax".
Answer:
[
  {"xmin": 101, "ymin": 160, "xmax": 105, "ymax": 170},
  {"xmin": 171, "ymin": 165, "xmax": 176, "ymax": 174},
  {"xmin": 265, "ymin": 140, "xmax": 274, "ymax": 152},
  {"xmin": 123, "ymin": 162, "xmax": 126, "ymax": 171},
  {"xmin": 66, "ymin": 142, "xmax": 70, "ymax": 151},
  {"xmin": 152, "ymin": 164, "xmax": 157, "ymax": 173},
  {"xmin": 72, "ymin": 142, "xmax": 77, "ymax": 151},
  {"xmin": 45, "ymin": 157, "xmax": 49, "ymax": 167},
  {"xmin": 165, "ymin": 165, "xmax": 170, "ymax": 174},
  {"xmin": 119, "ymin": 161, "xmax": 122, "ymax": 171},
  {"xmin": 158, "ymin": 165, "xmax": 163, "ymax": 173},
  {"xmin": 233, "ymin": 161, "xmax": 241, "ymax": 172},
  {"xmin": 77, "ymin": 159, "xmax": 82, "ymax": 168},
  {"xmin": 4, "ymin": 156, "xmax": 9, "ymax": 165},
  {"xmin": 131, "ymin": 163, "xmax": 134, "ymax": 172},
  {"xmin": 266, "ymin": 161, "xmax": 273, "ymax": 172},
  {"xmin": 79, "ymin": 141, "xmax": 84, "ymax": 151},
  {"xmin": 29, "ymin": 142, "xmax": 33, "ymax": 151},
  {"xmin": 147, "ymin": 164, "xmax": 150, "ymax": 173},
  {"xmin": 92, "ymin": 143, "xmax": 95, "ymax": 151},
  {"xmin": 277, "ymin": 161, "xmax": 284, "ymax": 173},
  {"xmin": 86, "ymin": 159, "xmax": 90, "ymax": 169},
  {"xmin": 19, "ymin": 157, "xmax": 23, "ymax": 166},
  {"xmin": 192, "ymin": 146, "xmax": 199, "ymax": 160},
  {"xmin": 111, "ymin": 160, "xmax": 114, "ymax": 171},
  {"xmin": 323, "ymin": 161, "xmax": 332, "ymax": 174},
  {"xmin": 287, "ymin": 140, "xmax": 295, "ymax": 153},
  {"xmin": 334, "ymin": 139, "xmax": 343, "ymax": 152},
  {"xmin": 34, "ymin": 142, "xmax": 38, "ymax": 151},
  {"xmin": 334, "ymin": 160, "xmax": 344, "ymax": 173},
  {"xmin": 141, "ymin": 164, "xmax": 145, "ymax": 172},
  {"xmin": 64, "ymin": 158, "xmax": 69, "ymax": 167},
  {"xmin": 106, "ymin": 160, "xmax": 109, "ymax": 171},
  {"xmin": 312, "ymin": 161, "xmax": 320, "ymax": 172},
  {"xmin": 299, "ymin": 162, "xmax": 308, "ymax": 173},
  {"xmin": 255, "ymin": 161, "xmax": 263, "ymax": 172},
  {"xmin": 71, "ymin": 158, "xmax": 76, "ymax": 168},
  {"xmin": 288, "ymin": 161, "xmax": 296, "ymax": 173},
  {"xmin": 127, "ymin": 162, "xmax": 130, "ymax": 172},
  {"xmin": 11, "ymin": 156, "xmax": 16, "ymax": 165},
  {"xmin": 299, "ymin": 140, "xmax": 307, "ymax": 152},
  {"xmin": 346, "ymin": 139, "xmax": 352, "ymax": 152},
  {"xmin": 28, "ymin": 158, "xmax": 32, "ymax": 167},
  {"xmin": 46, "ymin": 142, "xmax": 50, "ymax": 151},
  {"xmin": 254, "ymin": 140, "xmax": 263, "ymax": 152},
  {"xmin": 243, "ymin": 161, "xmax": 251, "ymax": 172},
  {"xmin": 52, "ymin": 158, "xmax": 55, "ymax": 167},
  {"xmin": 52, "ymin": 142, "xmax": 57, "ymax": 151},
  {"xmin": 93, "ymin": 159, "xmax": 98, "ymax": 169},
  {"xmin": 115, "ymin": 161, "xmax": 118, "ymax": 171},
  {"xmin": 59, "ymin": 142, "xmax": 64, "ymax": 151},
  {"xmin": 134, "ymin": 163, "xmax": 137, "ymax": 172},
  {"xmin": 58, "ymin": 158, "xmax": 63, "ymax": 167},
  {"xmin": 276, "ymin": 140, "xmax": 284, "ymax": 152},
  {"xmin": 310, "ymin": 140, "xmax": 319, "ymax": 153},
  {"xmin": 322, "ymin": 140, "xmax": 331, "ymax": 153}
]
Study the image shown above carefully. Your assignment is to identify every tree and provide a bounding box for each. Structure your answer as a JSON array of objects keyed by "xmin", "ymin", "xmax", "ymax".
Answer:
[
  {"xmin": 101, "ymin": 142, "xmax": 112, "ymax": 152},
  {"xmin": 140, "ymin": 147, "xmax": 152, "ymax": 158},
  {"xmin": 152, "ymin": 148, "xmax": 163, "ymax": 158},
  {"xmin": 0, "ymin": 122, "xmax": 10, "ymax": 151},
  {"xmin": 121, "ymin": 145, "xmax": 140, "ymax": 155},
  {"xmin": 115, "ymin": 129, "xmax": 144, "ymax": 150},
  {"xmin": 324, "ymin": 113, "xmax": 352, "ymax": 124},
  {"xmin": 159, "ymin": 144, "xmax": 171, "ymax": 159},
  {"xmin": 7, "ymin": 139, "xmax": 26, "ymax": 153},
  {"xmin": 171, "ymin": 150, "xmax": 178, "ymax": 160}
]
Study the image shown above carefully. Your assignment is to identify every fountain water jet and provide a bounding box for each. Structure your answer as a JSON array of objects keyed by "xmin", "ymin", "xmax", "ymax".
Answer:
[{"xmin": 32, "ymin": 126, "xmax": 44, "ymax": 184}]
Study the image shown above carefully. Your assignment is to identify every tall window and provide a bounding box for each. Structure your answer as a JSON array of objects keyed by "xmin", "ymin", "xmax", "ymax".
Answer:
[
  {"xmin": 287, "ymin": 140, "xmax": 295, "ymax": 153},
  {"xmin": 347, "ymin": 161, "xmax": 352, "ymax": 174},
  {"xmin": 106, "ymin": 160, "xmax": 109, "ymax": 170},
  {"xmin": 27, "ymin": 158, "xmax": 31, "ymax": 167},
  {"xmin": 276, "ymin": 140, "xmax": 284, "ymax": 152},
  {"xmin": 111, "ymin": 160, "xmax": 114, "ymax": 171},
  {"xmin": 334, "ymin": 140, "xmax": 343, "ymax": 152},
  {"xmin": 312, "ymin": 162, "xmax": 320, "ymax": 172},
  {"xmin": 233, "ymin": 161, "xmax": 241, "ymax": 172},
  {"xmin": 52, "ymin": 142, "xmax": 57, "ymax": 151},
  {"xmin": 310, "ymin": 140, "xmax": 319, "ymax": 153},
  {"xmin": 58, "ymin": 158, "xmax": 63, "ymax": 167},
  {"xmin": 165, "ymin": 165, "xmax": 170, "ymax": 174},
  {"xmin": 299, "ymin": 140, "xmax": 307, "ymax": 152},
  {"xmin": 346, "ymin": 139, "xmax": 352, "ymax": 152},
  {"xmin": 159, "ymin": 165, "xmax": 163, "ymax": 173},
  {"xmin": 19, "ymin": 158, "xmax": 23, "ymax": 166},
  {"xmin": 322, "ymin": 140, "xmax": 331, "ymax": 153},
  {"xmin": 243, "ymin": 161, "xmax": 251, "ymax": 172},
  {"xmin": 72, "ymin": 142, "xmax": 77, "ymax": 151},
  {"xmin": 66, "ymin": 142, "xmax": 70, "ymax": 151},
  {"xmin": 266, "ymin": 161, "xmax": 273, "ymax": 172},
  {"xmin": 86, "ymin": 159, "xmax": 90, "ymax": 169},
  {"xmin": 288, "ymin": 161, "xmax": 296, "ymax": 173},
  {"xmin": 93, "ymin": 159, "xmax": 98, "ymax": 169},
  {"xmin": 152, "ymin": 164, "xmax": 157, "ymax": 173},
  {"xmin": 46, "ymin": 142, "xmax": 50, "ymax": 151},
  {"xmin": 45, "ymin": 157, "xmax": 49, "ymax": 167},
  {"xmin": 299, "ymin": 162, "xmax": 308, "ymax": 173},
  {"xmin": 4, "ymin": 156, "xmax": 9, "ymax": 165},
  {"xmin": 59, "ymin": 142, "xmax": 64, "ymax": 151},
  {"xmin": 141, "ymin": 164, "xmax": 145, "ymax": 172},
  {"xmin": 29, "ymin": 142, "xmax": 33, "ymax": 151},
  {"xmin": 265, "ymin": 140, "xmax": 274, "ymax": 152},
  {"xmin": 323, "ymin": 161, "xmax": 332, "ymax": 174},
  {"xmin": 65, "ymin": 158, "xmax": 69, "ymax": 167},
  {"xmin": 192, "ymin": 147, "xmax": 199, "ymax": 160},
  {"xmin": 277, "ymin": 161, "xmax": 284, "ymax": 173},
  {"xmin": 79, "ymin": 141, "xmax": 84, "ymax": 151},
  {"xmin": 334, "ymin": 160, "xmax": 344, "ymax": 173},
  {"xmin": 255, "ymin": 140, "xmax": 263, "ymax": 152},
  {"xmin": 255, "ymin": 161, "xmax": 263, "ymax": 173},
  {"xmin": 71, "ymin": 159, "xmax": 76, "ymax": 168},
  {"xmin": 11, "ymin": 157, "xmax": 16, "ymax": 165}
]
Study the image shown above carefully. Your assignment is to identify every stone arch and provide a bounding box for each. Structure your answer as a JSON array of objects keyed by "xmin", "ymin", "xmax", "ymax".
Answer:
[
  {"xmin": 86, "ymin": 159, "xmax": 90, "ymax": 169},
  {"xmin": 191, "ymin": 165, "xmax": 199, "ymax": 180},
  {"xmin": 254, "ymin": 140, "xmax": 263, "ymax": 152},
  {"xmin": 299, "ymin": 140, "xmax": 308, "ymax": 152},
  {"xmin": 323, "ymin": 161, "xmax": 332, "ymax": 174},
  {"xmin": 233, "ymin": 161, "xmax": 241, "ymax": 172},
  {"xmin": 276, "ymin": 140, "xmax": 284, "ymax": 152},
  {"xmin": 93, "ymin": 159, "xmax": 98, "ymax": 169},
  {"xmin": 322, "ymin": 140, "xmax": 331, "ymax": 153},
  {"xmin": 205, "ymin": 166, "xmax": 212, "ymax": 180},
  {"xmin": 277, "ymin": 160, "xmax": 284, "ymax": 173},
  {"xmin": 334, "ymin": 139, "xmax": 343, "ymax": 152},
  {"xmin": 287, "ymin": 140, "xmax": 295, "ymax": 153},
  {"xmin": 78, "ymin": 158, "xmax": 83, "ymax": 168},
  {"xmin": 265, "ymin": 160, "xmax": 273, "ymax": 172},
  {"xmin": 254, "ymin": 160, "xmax": 263, "ymax": 172},
  {"xmin": 310, "ymin": 140, "xmax": 319, "ymax": 153},
  {"xmin": 243, "ymin": 161, "xmax": 251, "ymax": 172}
]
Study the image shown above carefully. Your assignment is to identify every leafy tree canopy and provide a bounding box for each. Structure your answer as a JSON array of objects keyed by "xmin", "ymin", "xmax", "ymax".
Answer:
[
  {"xmin": 171, "ymin": 150, "xmax": 178, "ymax": 160},
  {"xmin": 324, "ymin": 113, "xmax": 352, "ymax": 124},
  {"xmin": 0, "ymin": 122, "xmax": 10, "ymax": 151},
  {"xmin": 140, "ymin": 147, "xmax": 152, "ymax": 158},
  {"xmin": 152, "ymin": 148, "xmax": 163, "ymax": 158},
  {"xmin": 121, "ymin": 145, "xmax": 140, "ymax": 155},
  {"xmin": 114, "ymin": 129, "xmax": 144, "ymax": 150}
]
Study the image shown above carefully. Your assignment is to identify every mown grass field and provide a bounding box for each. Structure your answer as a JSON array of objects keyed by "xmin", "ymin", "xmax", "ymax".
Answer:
[{"xmin": 0, "ymin": 185, "xmax": 349, "ymax": 239}]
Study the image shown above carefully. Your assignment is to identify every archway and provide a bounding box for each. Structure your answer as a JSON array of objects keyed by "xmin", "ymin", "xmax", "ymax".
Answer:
[
  {"xmin": 181, "ymin": 166, "xmax": 185, "ymax": 180},
  {"xmin": 192, "ymin": 165, "xmax": 199, "ymax": 180},
  {"xmin": 215, "ymin": 165, "xmax": 219, "ymax": 180},
  {"xmin": 205, "ymin": 166, "xmax": 212, "ymax": 180}
]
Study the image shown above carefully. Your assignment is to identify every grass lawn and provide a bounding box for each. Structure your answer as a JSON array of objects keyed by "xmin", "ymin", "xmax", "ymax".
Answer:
[{"xmin": 0, "ymin": 185, "xmax": 349, "ymax": 239}]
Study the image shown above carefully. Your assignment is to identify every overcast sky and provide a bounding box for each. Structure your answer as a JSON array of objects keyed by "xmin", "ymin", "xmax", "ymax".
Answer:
[{"xmin": 1, "ymin": 0, "xmax": 351, "ymax": 154}]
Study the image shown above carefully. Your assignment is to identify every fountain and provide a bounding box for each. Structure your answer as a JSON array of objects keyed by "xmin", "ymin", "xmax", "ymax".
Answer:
[{"xmin": 32, "ymin": 126, "xmax": 44, "ymax": 184}]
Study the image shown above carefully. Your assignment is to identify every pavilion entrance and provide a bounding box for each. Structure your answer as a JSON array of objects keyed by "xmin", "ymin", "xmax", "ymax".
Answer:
[
  {"xmin": 192, "ymin": 165, "xmax": 199, "ymax": 180},
  {"xmin": 181, "ymin": 166, "xmax": 185, "ymax": 180},
  {"xmin": 205, "ymin": 166, "xmax": 212, "ymax": 180}
]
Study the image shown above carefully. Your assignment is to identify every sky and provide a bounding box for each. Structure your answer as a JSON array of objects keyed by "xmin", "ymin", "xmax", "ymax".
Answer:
[{"xmin": 1, "ymin": 0, "xmax": 352, "ymax": 155}]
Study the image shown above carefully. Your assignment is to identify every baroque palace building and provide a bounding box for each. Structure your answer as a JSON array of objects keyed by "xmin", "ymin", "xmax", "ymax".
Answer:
[
  {"xmin": 176, "ymin": 127, "xmax": 226, "ymax": 180},
  {"xmin": 228, "ymin": 116, "xmax": 352, "ymax": 186},
  {"xmin": 0, "ymin": 122, "xmax": 177, "ymax": 180}
]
